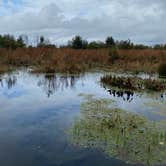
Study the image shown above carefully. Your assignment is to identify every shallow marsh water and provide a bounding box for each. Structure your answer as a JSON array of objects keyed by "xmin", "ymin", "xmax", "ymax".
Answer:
[{"xmin": 0, "ymin": 70, "xmax": 165, "ymax": 166}]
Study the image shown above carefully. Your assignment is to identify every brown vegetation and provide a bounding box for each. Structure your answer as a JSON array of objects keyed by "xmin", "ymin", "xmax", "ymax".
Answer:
[
  {"xmin": 0, "ymin": 48, "xmax": 165, "ymax": 74},
  {"xmin": 117, "ymin": 49, "xmax": 166, "ymax": 73},
  {"xmin": 101, "ymin": 74, "xmax": 166, "ymax": 91}
]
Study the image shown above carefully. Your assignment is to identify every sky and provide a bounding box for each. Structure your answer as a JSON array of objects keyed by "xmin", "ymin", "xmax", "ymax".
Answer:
[{"xmin": 0, "ymin": 0, "xmax": 165, "ymax": 45}]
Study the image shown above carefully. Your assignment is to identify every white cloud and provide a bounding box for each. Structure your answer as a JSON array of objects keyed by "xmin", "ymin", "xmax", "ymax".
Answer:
[{"xmin": 0, "ymin": 0, "xmax": 165, "ymax": 44}]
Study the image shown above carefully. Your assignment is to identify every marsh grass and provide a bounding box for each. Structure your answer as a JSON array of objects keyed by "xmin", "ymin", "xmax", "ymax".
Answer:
[
  {"xmin": 101, "ymin": 74, "xmax": 166, "ymax": 91},
  {"xmin": 0, "ymin": 48, "xmax": 165, "ymax": 74},
  {"xmin": 108, "ymin": 47, "xmax": 119, "ymax": 63},
  {"xmin": 0, "ymin": 65, "xmax": 14, "ymax": 75},
  {"xmin": 69, "ymin": 95, "xmax": 166, "ymax": 166}
]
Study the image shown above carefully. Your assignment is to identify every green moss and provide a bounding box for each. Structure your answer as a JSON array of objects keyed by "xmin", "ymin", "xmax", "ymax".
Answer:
[{"xmin": 69, "ymin": 96, "xmax": 166, "ymax": 166}]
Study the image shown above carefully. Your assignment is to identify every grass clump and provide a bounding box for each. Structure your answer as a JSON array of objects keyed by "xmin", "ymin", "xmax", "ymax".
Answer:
[
  {"xmin": 101, "ymin": 74, "xmax": 166, "ymax": 91},
  {"xmin": 158, "ymin": 63, "xmax": 166, "ymax": 78}
]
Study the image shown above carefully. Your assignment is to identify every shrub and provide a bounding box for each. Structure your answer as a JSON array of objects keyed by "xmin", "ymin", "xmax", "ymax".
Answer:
[
  {"xmin": 101, "ymin": 74, "xmax": 166, "ymax": 91},
  {"xmin": 69, "ymin": 36, "xmax": 88, "ymax": 49},
  {"xmin": 158, "ymin": 63, "xmax": 166, "ymax": 78},
  {"xmin": 105, "ymin": 36, "xmax": 115, "ymax": 48}
]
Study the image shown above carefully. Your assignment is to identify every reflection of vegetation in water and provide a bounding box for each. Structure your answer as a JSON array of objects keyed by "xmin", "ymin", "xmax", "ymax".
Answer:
[
  {"xmin": 0, "ymin": 75, "xmax": 17, "ymax": 89},
  {"xmin": 107, "ymin": 89, "xmax": 134, "ymax": 102},
  {"xmin": 5, "ymin": 75, "xmax": 17, "ymax": 89},
  {"xmin": 38, "ymin": 74, "xmax": 82, "ymax": 97},
  {"xmin": 144, "ymin": 101, "xmax": 166, "ymax": 117},
  {"xmin": 105, "ymin": 87, "xmax": 166, "ymax": 103},
  {"xmin": 69, "ymin": 95, "xmax": 166, "ymax": 166}
]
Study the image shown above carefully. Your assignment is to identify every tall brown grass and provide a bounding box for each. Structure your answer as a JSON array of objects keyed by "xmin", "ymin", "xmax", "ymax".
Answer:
[{"xmin": 0, "ymin": 48, "xmax": 165, "ymax": 73}]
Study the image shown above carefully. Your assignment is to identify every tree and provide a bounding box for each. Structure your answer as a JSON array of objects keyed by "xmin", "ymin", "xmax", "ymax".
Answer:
[
  {"xmin": 87, "ymin": 41, "xmax": 105, "ymax": 49},
  {"xmin": 21, "ymin": 35, "xmax": 29, "ymax": 46},
  {"xmin": 17, "ymin": 36, "xmax": 26, "ymax": 48},
  {"xmin": 37, "ymin": 36, "xmax": 47, "ymax": 47},
  {"xmin": 117, "ymin": 39, "xmax": 134, "ymax": 49},
  {"xmin": 106, "ymin": 36, "xmax": 115, "ymax": 48},
  {"xmin": 40, "ymin": 36, "xmax": 45, "ymax": 45},
  {"xmin": 0, "ymin": 34, "xmax": 25, "ymax": 49},
  {"xmin": 70, "ymin": 35, "xmax": 88, "ymax": 49}
]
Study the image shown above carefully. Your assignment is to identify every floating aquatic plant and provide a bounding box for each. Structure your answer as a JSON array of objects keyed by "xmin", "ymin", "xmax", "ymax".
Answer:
[{"xmin": 69, "ymin": 95, "xmax": 166, "ymax": 166}]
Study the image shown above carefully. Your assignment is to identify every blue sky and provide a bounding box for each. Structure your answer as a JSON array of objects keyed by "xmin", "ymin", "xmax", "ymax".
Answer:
[
  {"xmin": 0, "ymin": 0, "xmax": 165, "ymax": 44},
  {"xmin": 0, "ymin": 0, "xmax": 24, "ymax": 19}
]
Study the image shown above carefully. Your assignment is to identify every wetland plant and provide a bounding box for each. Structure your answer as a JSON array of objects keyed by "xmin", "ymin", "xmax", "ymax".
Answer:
[
  {"xmin": 69, "ymin": 95, "xmax": 166, "ymax": 166},
  {"xmin": 158, "ymin": 63, "xmax": 166, "ymax": 78},
  {"xmin": 101, "ymin": 75, "xmax": 166, "ymax": 91}
]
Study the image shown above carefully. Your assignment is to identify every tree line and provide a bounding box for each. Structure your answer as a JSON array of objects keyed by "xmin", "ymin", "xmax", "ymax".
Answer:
[
  {"xmin": 65, "ymin": 36, "xmax": 150, "ymax": 49},
  {"xmin": 0, "ymin": 34, "xmax": 166, "ymax": 50},
  {"xmin": 0, "ymin": 35, "xmax": 25, "ymax": 49},
  {"xmin": 0, "ymin": 35, "xmax": 56, "ymax": 49}
]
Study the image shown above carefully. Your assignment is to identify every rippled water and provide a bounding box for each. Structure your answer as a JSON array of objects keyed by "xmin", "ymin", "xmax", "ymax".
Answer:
[{"xmin": 0, "ymin": 70, "xmax": 165, "ymax": 166}]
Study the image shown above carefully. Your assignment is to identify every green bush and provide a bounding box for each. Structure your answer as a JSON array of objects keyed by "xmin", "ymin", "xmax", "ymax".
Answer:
[{"xmin": 158, "ymin": 63, "xmax": 166, "ymax": 78}]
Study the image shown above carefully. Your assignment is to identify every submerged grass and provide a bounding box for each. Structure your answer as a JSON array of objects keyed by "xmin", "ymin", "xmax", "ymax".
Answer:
[
  {"xmin": 144, "ymin": 101, "xmax": 166, "ymax": 117},
  {"xmin": 69, "ymin": 95, "xmax": 166, "ymax": 166}
]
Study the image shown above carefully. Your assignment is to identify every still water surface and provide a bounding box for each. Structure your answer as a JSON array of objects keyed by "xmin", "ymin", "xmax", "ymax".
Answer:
[{"xmin": 0, "ymin": 70, "xmax": 165, "ymax": 166}]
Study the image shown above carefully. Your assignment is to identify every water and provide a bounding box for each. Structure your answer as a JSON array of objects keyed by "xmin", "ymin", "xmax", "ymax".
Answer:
[{"xmin": 0, "ymin": 70, "xmax": 165, "ymax": 166}]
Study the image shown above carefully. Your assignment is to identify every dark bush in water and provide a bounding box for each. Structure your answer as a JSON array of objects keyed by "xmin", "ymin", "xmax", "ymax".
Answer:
[
  {"xmin": 158, "ymin": 63, "xmax": 166, "ymax": 78},
  {"xmin": 101, "ymin": 74, "xmax": 166, "ymax": 91}
]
